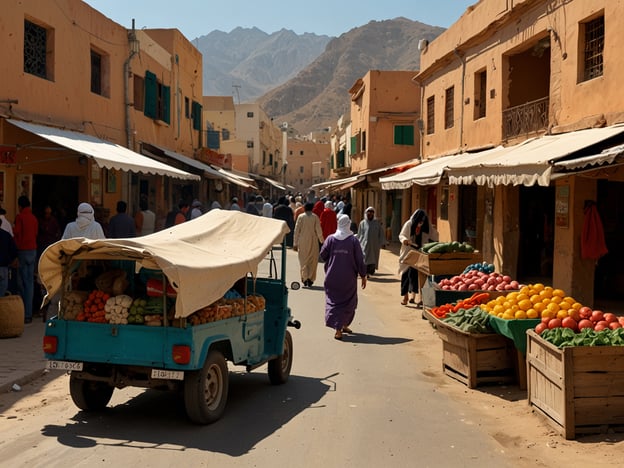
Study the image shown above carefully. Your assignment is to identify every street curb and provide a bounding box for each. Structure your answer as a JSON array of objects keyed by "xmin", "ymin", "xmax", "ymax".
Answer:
[{"xmin": 0, "ymin": 367, "xmax": 48, "ymax": 394}]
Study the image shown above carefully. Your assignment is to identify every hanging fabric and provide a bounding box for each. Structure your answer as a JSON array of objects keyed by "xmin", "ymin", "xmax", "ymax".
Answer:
[{"xmin": 581, "ymin": 201, "xmax": 608, "ymax": 260}]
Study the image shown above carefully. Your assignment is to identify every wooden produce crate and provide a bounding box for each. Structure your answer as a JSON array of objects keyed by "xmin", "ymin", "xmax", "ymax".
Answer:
[
  {"xmin": 423, "ymin": 309, "xmax": 516, "ymax": 388},
  {"xmin": 527, "ymin": 330, "xmax": 624, "ymax": 439},
  {"xmin": 401, "ymin": 249, "xmax": 482, "ymax": 276}
]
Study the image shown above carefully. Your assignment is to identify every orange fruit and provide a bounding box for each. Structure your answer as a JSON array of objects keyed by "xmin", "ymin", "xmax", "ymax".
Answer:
[
  {"xmin": 515, "ymin": 310, "xmax": 528, "ymax": 319},
  {"xmin": 552, "ymin": 288, "xmax": 565, "ymax": 298},
  {"xmin": 518, "ymin": 299, "xmax": 532, "ymax": 311},
  {"xmin": 546, "ymin": 302, "xmax": 560, "ymax": 314},
  {"xmin": 526, "ymin": 308, "xmax": 539, "ymax": 319}
]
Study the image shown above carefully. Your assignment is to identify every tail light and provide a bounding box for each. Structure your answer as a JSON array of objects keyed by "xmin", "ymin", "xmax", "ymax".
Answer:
[
  {"xmin": 43, "ymin": 336, "xmax": 58, "ymax": 354},
  {"xmin": 172, "ymin": 345, "xmax": 191, "ymax": 364}
]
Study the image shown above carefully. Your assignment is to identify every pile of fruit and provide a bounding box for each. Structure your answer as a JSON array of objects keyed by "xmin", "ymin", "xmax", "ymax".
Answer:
[
  {"xmin": 462, "ymin": 262, "xmax": 495, "ymax": 275},
  {"xmin": 437, "ymin": 270, "xmax": 520, "ymax": 292},
  {"xmin": 421, "ymin": 241, "xmax": 475, "ymax": 253},
  {"xmin": 76, "ymin": 289, "xmax": 111, "ymax": 322},
  {"xmin": 188, "ymin": 295, "xmax": 266, "ymax": 326},
  {"xmin": 481, "ymin": 283, "xmax": 576, "ymax": 320}
]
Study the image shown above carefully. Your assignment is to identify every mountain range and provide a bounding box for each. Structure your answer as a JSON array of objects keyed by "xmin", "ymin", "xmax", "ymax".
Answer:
[{"xmin": 194, "ymin": 18, "xmax": 445, "ymax": 135}]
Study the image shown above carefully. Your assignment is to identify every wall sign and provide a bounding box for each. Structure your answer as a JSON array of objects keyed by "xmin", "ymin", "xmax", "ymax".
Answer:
[{"xmin": 555, "ymin": 185, "xmax": 569, "ymax": 228}]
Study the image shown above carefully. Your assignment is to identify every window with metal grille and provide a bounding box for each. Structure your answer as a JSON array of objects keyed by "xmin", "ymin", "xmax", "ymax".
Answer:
[
  {"xmin": 474, "ymin": 70, "xmax": 487, "ymax": 120},
  {"xmin": 426, "ymin": 96, "xmax": 435, "ymax": 134},
  {"xmin": 247, "ymin": 112, "xmax": 254, "ymax": 118},
  {"xmin": 445, "ymin": 86, "xmax": 454, "ymax": 129},
  {"xmin": 582, "ymin": 16, "xmax": 604, "ymax": 81},
  {"xmin": 24, "ymin": 20, "xmax": 51, "ymax": 79}
]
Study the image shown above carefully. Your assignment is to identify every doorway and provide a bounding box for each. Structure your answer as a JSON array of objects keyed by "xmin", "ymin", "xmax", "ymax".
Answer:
[
  {"xmin": 33, "ymin": 174, "xmax": 79, "ymax": 232},
  {"xmin": 517, "ymin": 185, "xmax": 555, "ymax": 283}
]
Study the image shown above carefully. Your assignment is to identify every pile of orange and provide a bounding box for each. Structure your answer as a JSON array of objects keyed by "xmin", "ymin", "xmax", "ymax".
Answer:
[{"xmin": 480, "ymin": 283, "xmax": 583, "ymax": 320}]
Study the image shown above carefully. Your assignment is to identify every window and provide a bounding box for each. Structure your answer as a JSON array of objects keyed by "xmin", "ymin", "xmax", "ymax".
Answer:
[
  {"xmin": 247, "ymin": 112, "xmax": 254, "ymax": 118},
  {"xmin": 207, "ymin": 130, "xmax": 220, "ymax": 149},
  {"xmin": 362, "ymin": 130, "xmax": 367, "ymax": 151},
  {"xmin": 144, "ymin": 70, "xmax": 171, "ymax": 124},
  {"xmin": 426, "ymin": 96, "xmax": 435, "ymax": 134},
  {"xmin": 299, "ymin": 179, "xmax": 303, "ymax": 185},
  {"xmin": 321, "ymin": 168, "xmax": 325, "ymax": 175},
  {"xmin": 444, "ymin": 86, "xmax": 454, "ymax": 129},
  {"xmin": 184, "ymin": 97, "xmax": 190, "ymax": 118},
  {"xmin": 221, "ymin": 128, "xmax": 230, "ymax": 140},
  {"xmin": 337, "ymin": 149, "xmax": 346, "ymax": 168},
  {"xmin": 247, "ymin": 140, "xmax": 254, "ymax": 148},
  {"xmin": 474, "ymin": 70, "xmax": 487, "ymax": 120},
  {"xmin": 394, "ymin": 125, "xmax": 415, "ymax": 145},
  {"xmin": 299, "ymin": 166, "xmax": 304, "ymax": 173},
  {"xmin": 133, "ymin": 75, "xmax": 144, "ymax": 111},
  {"xmin": 581, "ymin": 16, "xmax": 604, "ymax": 81},
  {"xmin": 24, "ymin": 19, "xmax": 53, "ymax": 80},
  {"xmin": 269, "ymin": 153, "xmax": 273, "ymax": 166},
  {"xmin": 90, "ymin": 48, "xmax": 109, "ymax": 97},
  {"xmin": 191, "ymin": 101, "xmax": 202, "ymax": 130},
  {"xmin": 299, "ymin": 150, "xmax": 304, "ymax": 156},
  {"xmin": 289, "ymin": 150, "xmax": 293, "ymax": 155}
]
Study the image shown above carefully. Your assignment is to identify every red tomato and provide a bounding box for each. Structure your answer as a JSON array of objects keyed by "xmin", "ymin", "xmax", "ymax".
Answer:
[
  {"xmin": 548, "ymin": 318, "xmax": 562, "ymax": 329},
  {"xmin": 594, "ymin": 320, "xmax": 609, "ymax": 331},
  {"xmin": 578, "ymin": 319, "xmax": 594, "ymax": 330},
  {"xmin": 541, "ymin": 316, "xmax": 551, "ymax": 324},
  {"xmin": 603, "ymin": 312, "xmax": 617, "ymax": 323},
  {"xmin": 578, "ymin": 306, "xmax": 592, "ymax": 320},
  {"xmin": 535, "ymin": 323, "xmax": 548, "ymax": 335},
  {"xmin": 618, "ymin": 317, "xmax": 624, "ymax": 327},
  {"xmin": 609, "ymin": 321, "xmax": 622, "ymax": 330},
  {"xmin": 561, "ymin": 317, "xmax": 578, "ymax": 331},
  {"xmin": 591, "ymin": 310, "xmax": 604, "ymax": 323},
  {"xmin": 568, "ymin": 309, "xmax": 581, "ymax": 322}
]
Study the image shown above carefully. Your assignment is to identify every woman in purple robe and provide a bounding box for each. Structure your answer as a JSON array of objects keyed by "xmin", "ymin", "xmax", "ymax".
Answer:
[{"xmin": 320, "ymin": 214, "xmax": 367, "ymax": 340}]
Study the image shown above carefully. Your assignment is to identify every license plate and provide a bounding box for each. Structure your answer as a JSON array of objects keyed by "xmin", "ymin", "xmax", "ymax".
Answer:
[
  {"xmin": 46, "ymin": 360, "xmax": 84, "ymax": 371},
  {"xmin": 151, "ymin": 369, "xmax": 184, "ymax": 380}
]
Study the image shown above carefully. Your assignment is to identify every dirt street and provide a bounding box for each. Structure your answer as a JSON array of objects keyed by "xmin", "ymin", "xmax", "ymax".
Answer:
[{"xmin": 358, "ymin": 247, "xmax": 623, "ymax": 467}]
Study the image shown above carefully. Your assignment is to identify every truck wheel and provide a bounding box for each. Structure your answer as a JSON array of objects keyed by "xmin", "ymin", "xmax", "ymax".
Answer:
[
  {"xmin": 184, "ymin": 350, "xmax": 229, "ymax": 424},
  {"xmin": 268, "ymin": 330, "xmax": 293, "ymax": 385},
  {"xmin": 69, "ymin": 374, "xmax": 114, "ymax": 411}
]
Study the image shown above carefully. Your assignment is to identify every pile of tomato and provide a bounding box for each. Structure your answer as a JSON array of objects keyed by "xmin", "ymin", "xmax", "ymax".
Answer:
[
  {"xmin": 535, "ymin": 307, "xmax": 624, "ymax": 335},
  {"xmin": 76, "ymin": 289, "xmax": 111, "ymax": 323}
]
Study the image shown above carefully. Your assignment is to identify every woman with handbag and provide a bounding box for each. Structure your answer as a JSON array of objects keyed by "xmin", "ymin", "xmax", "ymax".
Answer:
[{"xmin": 399, "ymin": 209, "xmax": 429, "ymax": 306}]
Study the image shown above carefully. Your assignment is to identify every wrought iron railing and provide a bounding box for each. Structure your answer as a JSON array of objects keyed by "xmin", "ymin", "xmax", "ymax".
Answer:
[{"xmin": 502, "ymin": 97, "xmax": 549, "ymax": 139}]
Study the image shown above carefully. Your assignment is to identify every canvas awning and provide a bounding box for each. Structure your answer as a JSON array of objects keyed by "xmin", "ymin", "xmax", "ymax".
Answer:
[
  {"xmin": 8, "ymin": 119, "xmax": 199, "ymax": 180},
  {"xmin": 380, "ymin": 155, "xmax": 456, "ymax": 189},
  {"xmin": 146, "ymin": 144, "xmax": 256, "ymax": 189},
  {"xmin": 446, "ymin": 125, "xmax": 624, "ymax": 187},
  {"xmin": 310, "ymin": 175, "xmax": 365, "ymax": 191},
  {"xmin": 38, "ymin": 210, "xmax": 290, "ymax": 318}
]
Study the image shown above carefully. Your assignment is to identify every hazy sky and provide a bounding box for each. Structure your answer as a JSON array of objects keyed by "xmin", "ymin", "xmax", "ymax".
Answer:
[{"xmin": 83, "ymin": 0, "xmax": 476, "ymax": 39}]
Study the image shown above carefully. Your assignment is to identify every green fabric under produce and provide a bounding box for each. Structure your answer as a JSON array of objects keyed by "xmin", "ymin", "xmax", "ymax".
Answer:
[{"xmin": 488, "ymin": 316, "xmax": 541, "ymax": 355}]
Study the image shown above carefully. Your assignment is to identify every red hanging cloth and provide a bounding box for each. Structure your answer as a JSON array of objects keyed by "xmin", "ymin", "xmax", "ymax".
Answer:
[{"xmin": 581, "ymin": 202, "xmax": 608, "ymax": 260}]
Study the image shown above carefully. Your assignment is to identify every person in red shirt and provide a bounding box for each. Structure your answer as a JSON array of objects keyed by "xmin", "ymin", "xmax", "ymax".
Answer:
[
  {"xmin": 14, "ymin": 196, "xmax": 38, "ymax": 323},
  {"xmin": 320, "ymin": 201, "xmax": 338, "ymax": 240}
]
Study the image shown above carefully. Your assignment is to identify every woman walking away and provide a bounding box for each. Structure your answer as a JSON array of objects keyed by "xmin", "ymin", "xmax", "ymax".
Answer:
[
  {"xmin": 320, "ymin": 214, "xmax": 367, "ymax": 340},
  {"xmin": 399, "ymin": 209, "xmax": 429, "ymax": 306}
]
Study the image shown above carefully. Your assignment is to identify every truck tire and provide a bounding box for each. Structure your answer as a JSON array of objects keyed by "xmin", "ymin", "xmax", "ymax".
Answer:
[
  {"xmin": 268, "ymin": 330, "xmax": 293, "ymax": 385},
  {"xmin": 184, "ymin": 350, "xmax": 229, "ymax": 424},
  {"xmin": 69, "ymin": 374, "xmax": 114, "ymax": 411}
]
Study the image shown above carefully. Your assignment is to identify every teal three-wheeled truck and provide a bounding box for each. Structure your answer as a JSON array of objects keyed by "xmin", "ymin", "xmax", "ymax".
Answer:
[{"xmin": 40, "ymin": 211, "xmax": 300, "ymax": 424}]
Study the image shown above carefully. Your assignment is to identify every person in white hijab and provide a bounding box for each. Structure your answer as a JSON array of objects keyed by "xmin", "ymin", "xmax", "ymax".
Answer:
[
  {"xmin": 319, "ymin": 214, "xmax": 367, "ymax": 340},
  {"xmin": 62, "ymin": 202, "xmax": 105, "ymax": 239}
]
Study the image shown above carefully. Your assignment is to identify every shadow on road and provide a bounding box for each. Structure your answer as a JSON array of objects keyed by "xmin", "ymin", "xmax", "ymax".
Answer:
[
  {"xmin": 40, "ymin": 372, "xmax": 332, "ymax": 456},
  {"xmin": 340, "ymin": 332, "xmax": 412, "ymax": 345}
]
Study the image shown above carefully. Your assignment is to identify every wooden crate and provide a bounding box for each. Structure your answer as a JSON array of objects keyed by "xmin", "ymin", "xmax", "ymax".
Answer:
[
  {"xmin": 401, "ymin": 249, "xmax": 482, "ymax": 276},
  {"xmin": 423, "ymin": 309, "xmax": 516, "ymax": 388},
  {"xmin": 526, "ymin": 330, "xmax": 624, "ymax": 439}
]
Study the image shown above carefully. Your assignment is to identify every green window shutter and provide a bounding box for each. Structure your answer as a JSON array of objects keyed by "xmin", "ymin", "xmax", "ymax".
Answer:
[
  {"xmin": 337, "ymin": 149, "xmax": 345, "ymax": 168},
  {"xmin": 403, "ymin": 125, "xmax": 414, "ymax": 145},
  {"xmin": 144, "ymin": 71, "xmax": 157, "ymax": 119},
  {"xmin": 191, "ymin": 101, "xmax": 202, "ymax": 130},
  {"xmin": 350, "ymin": 136, "xmax": 357, "ymax": 154},
  {"xmin": 394, "ymin": 126, "xmax": 402, "ymax": 144},
  {"xmin": 330, "ymin": 154, "xmax": 334, "ymax": 169},
  {"xmin": 162, "ymin": 85, "xmax": 171, "ymax": 124}
]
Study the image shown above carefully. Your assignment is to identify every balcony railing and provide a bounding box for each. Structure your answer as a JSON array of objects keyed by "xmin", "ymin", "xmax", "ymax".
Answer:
[{"xmin": 502, "ymin": 97, "xmax": 549, "ymax": 139}]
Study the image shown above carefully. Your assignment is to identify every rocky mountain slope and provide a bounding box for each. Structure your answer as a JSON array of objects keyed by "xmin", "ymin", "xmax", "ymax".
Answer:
[
  {"xmin": 258, "ymin": 18, "xmax": 445, "ymax": 134},
  {"xmin": 194, "ymin": 27, "xmax": 331, "ymax": 103}
]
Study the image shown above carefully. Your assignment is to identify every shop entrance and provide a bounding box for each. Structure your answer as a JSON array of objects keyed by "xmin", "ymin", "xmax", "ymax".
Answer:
[
  {"xmin": 517, "ymin": 186, "xmax": 555, "ymax": 283},
  {"xmin": 32, "ymin": 174, "xmax": 78, "ymax": 232},
  {"xmin": 594, "ymin": 180, "xmax": 624, "ymax": 304}
]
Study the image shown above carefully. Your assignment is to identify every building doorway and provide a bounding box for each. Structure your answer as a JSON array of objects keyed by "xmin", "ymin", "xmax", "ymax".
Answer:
[
  {"xmin": 517, "ymin": 185, "xmax": 554, "ymax": 283},
  {"xmin": 32, "ymin": 174, "xmax": 79, "ymax": 232}
]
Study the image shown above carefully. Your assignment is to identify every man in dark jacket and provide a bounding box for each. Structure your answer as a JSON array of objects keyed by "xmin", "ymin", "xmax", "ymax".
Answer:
[
  {"xmin": 273, "ymin": 196, "xmax": 295, "ymax": 247},
  {"xmin": 0, "ymin": 227, "xmax": 18, "ymax": 297}
]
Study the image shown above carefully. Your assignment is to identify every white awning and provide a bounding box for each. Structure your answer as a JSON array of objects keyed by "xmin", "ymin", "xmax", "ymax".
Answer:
[
  {"xmin": 446, "ymin": 125, "xmax": 624, "ymax": 187},
  {"xmin": 8, "ymin": 119, "xmax": 199, "ymax": 180},
  {"xmin": 148, "ymin": 144, "xmax": 256, "ymax": 189},
  {"xmin": 380, "ymin": 155, "xmax": 455, "ymax": 189},
  {"xmin": 553, "ymin": 144, "xmax": 623, "ymax": 170},
  {"xmin": 311, "ymin": 175, "xmax": 364, "ymax": 191}
]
